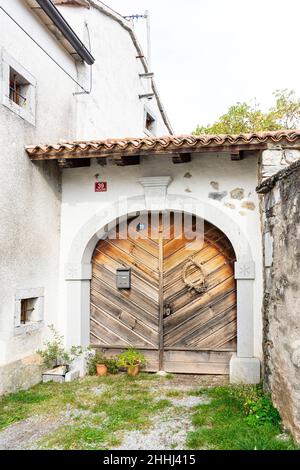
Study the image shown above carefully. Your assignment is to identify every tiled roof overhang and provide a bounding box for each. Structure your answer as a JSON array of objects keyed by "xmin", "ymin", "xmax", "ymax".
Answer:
[
  {"xmin": 26, "ymin": 130, "xmax": 300, "ymax": 161},
  {"xmin": 53, "ymin": 0, "xmax": 90, "ymax": 7},
  {"xmin": 24, "ymin": 0, "xmax": 94, "ymax": 64}
]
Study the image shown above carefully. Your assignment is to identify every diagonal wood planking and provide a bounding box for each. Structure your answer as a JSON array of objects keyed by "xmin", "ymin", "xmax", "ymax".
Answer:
[
  {"xmin": 163, "ymin": 221, "xmax": 237, "ymax": 353},
  {"xmin": 91, "ymin": 217, "xmax": 160, "ymax": 350},
  {"xmin": 90, "ymin": 215, "xmax": 237, "ymax": 373}
]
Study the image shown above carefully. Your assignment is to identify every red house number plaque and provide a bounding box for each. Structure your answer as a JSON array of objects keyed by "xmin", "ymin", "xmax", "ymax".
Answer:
[{"xmin": 95, "ymin": 181, "xmax": 107, "ymax": 192}]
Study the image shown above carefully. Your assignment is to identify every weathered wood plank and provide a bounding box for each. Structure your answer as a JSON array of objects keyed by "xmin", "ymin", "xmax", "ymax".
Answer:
[
  {"xmin": 91, "ymin": 283, "xmax": 159, "ymax": 328},
  {"xmin": 164, "ymin": 292, "xmax": 236, "ymax": 346},
  {"xmin": 91, "ymin": 305, "xmax": 158, "ymax": 346},
  {"xmin": 164, "ymin": 349, "xmax": 234, "ymax": 363},
  {"xmin": 163, "ymin": 350, "xmax": 233, "ymax": 374},
  {"xmin": 163, "ymin": 361, "xmax": 229, "ymax": 374},
  {"xmin": 166, "ymin": 273, "xmax": 235, "ymax": 316},
  {"xmin": 96, "ymin": 239, "xmax": 159, "ymax": 273},
  {"xmin": 93, "ymin": 251, "xmax": 159, "ymax": 287},
  {"xmin": 93, "ymin": 263, "xmax": 159, "ymax": 306}
]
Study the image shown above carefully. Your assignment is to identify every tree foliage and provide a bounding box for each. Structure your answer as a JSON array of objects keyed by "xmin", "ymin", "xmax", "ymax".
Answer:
[{"xmin": 193, "ymin": 89, "xmax": 300, "ymax": 135}]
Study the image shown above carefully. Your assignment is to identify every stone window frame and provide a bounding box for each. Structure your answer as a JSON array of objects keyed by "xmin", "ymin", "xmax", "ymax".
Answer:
[
  {"xmin": 1, "ymin": 49, "xmax": 37, "ymax": 126},
  {"xmin": 14, "ymin": 288, "xmax": 44, "ymax": 336}
]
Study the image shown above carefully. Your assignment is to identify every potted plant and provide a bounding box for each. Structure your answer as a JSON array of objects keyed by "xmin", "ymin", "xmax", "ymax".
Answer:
[
  {"xmin": 95, "ymin": 351, "xmax": 108, "ymax": 376},
  {"xmin": 86, "ymin": 350, "xmax": 119, "ymax": 376},
  {"xmin": 117, "ymin": 347, "xmax": 146, "ymax": 376},
  {"xmin": 86, "ymin": 350, "xmax": 108, "ymax": 376},
  {"xmin": 105, "ymin": 357, "xmax": 119, "ymax": 375}
]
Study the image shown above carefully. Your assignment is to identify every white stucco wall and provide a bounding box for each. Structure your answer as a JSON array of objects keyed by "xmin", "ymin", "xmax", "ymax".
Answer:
[
  {"xmin": 0, "ymin": 0, "xmax": 77, "ymax": 369},
  {"xmin": 59, "ymin": 153, "xmax": 263, "ymax": 359},
  {"xmin": 0, "ymin": 0, "xmax": 169, "ymax": 390},
  {"xmin": 57, "ymin": 1, "xmax": 169, "ymax": 139}
]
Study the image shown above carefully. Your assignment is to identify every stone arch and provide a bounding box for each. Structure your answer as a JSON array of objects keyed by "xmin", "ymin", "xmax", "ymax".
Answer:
[
  {"xmin": 64, "ymin": 194, "xmax": 260, "ymax": 383},
  {"xmin": 66, "ymin": 195, "xmax": 253, "ymax": 271}
]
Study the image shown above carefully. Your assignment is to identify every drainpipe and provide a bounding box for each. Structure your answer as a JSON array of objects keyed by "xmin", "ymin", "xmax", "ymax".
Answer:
[{"xmin": 35, "ymin": 0, "xmax": 95, "ymax": 65}]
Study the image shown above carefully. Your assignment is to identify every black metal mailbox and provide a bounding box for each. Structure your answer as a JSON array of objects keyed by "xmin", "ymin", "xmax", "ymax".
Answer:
[{"xmin": 116, "ymin": 268, "xmax": 131, "ymax": 289}]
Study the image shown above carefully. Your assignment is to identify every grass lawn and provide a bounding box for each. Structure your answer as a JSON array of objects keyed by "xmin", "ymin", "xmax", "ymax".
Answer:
[
  {"xmin": 187, "ymin": 386, "xmax": 298, "ymax": 450},
  {"xmin": 0, "ymin": 373, "xmax": 298, "ymax": 450}
]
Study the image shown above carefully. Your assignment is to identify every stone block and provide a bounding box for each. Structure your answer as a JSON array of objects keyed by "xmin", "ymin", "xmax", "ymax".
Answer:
[
  {"xmin": 65, "ymin": 370, "xmax": 80, "ymax": 382},
  {"xmin": 262, "ymin": 149, "xmax": 283, "ymax": 166},
  {"xmin": 234, "ymin": 261, "xmax": 255, "ymax": 280},
  {"xmin": 229, "ymin": 356, "xmax": 261, "ymax": 384},
  {"xmin": 156, "ymin": 370, "xmax": 168, "ymax": 377},
  {"xmin": 42, "ymin": 365, "xmax": 67, "ymax": 383},
  {"xmin": 0, "ymin": 355, "xmax": 42, "ymax": 396},
  {"xmin": 71, "ymin": 354, "xmax": 88, "ymax": 377},
  {"xmin": 42, "ymin": 374, "xmax": 65, "ymax": 384},
  {"xmin": 264, "ymin": 232, "xmax": 274, "ymax": 267}
]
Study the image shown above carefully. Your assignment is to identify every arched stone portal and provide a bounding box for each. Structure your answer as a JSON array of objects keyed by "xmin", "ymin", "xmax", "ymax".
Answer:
[{"xmin": 64, "ymin": 191, "xmax": 260, "ymax": 383}]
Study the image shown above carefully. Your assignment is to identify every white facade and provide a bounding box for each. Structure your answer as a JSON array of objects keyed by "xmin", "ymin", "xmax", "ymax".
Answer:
[{"xmin": 0, "ymin": 0, "xmax": 169, "ymax": 394}]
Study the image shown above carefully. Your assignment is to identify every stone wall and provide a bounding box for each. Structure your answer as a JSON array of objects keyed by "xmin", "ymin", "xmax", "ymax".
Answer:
[
  {"xmin": 257, "ymin": 159, "xmax": 300, "ymax": 443},
  {"xmin": 0, "ymin": 355, "xmax": 42, "ymax": 396}
]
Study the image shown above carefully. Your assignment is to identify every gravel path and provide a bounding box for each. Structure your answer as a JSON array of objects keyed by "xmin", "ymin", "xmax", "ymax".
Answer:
[
  {"xmin": 0, "ymin": 374, "xmax": 226, "ymax": 450},
  {"xmin": 0, "ymin": 405, "xmax": 94, "ymax": 450},
  {"xmin": 114, "ymin": 379, "xmax": 214, "ymax": 450},
  {"xmin": 115, "ymin": 410, "xmax": 192, "ymax": 450},
  {"xmin": 0, "ymin": 415, "xmax": 64, "ymax": 450}
]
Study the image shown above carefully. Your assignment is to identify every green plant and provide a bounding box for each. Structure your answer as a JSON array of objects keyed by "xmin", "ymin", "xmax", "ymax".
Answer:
[
  {"xmin": 86, "ymin": 350, "xmax": 105, "ymax": 376},
  {"xmin": 86, "ymin": 350, "xmax": 119, "ymax": 375},
  {"xmin": 244, "ymin": 393, "xmax": 281, "ymax": 426},
  {"xmin": 225, "ymin": 384, "xmax": 281, "ymax": 426},
  {"xmin": 37, "ymin": 325, "xmax": 83, "ymax": 369},
  {"xmin": 117, "ymin": 347, "xmax": 146, "ymax": 373},
  {"xmin": 187, "ymin": 385, "xmax": 297, "ymax": 450},
  {"xmin": 105, "ymin": 357, "xmax": 119, "ymax": 375}
]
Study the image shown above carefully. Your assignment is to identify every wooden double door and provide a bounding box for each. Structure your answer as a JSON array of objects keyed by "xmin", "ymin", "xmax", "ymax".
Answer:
[{"xmin": 90, "ymin": 213, "xmax": 237, "ymax": 374}]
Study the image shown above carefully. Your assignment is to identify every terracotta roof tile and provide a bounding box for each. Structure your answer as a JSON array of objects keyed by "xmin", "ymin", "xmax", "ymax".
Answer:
[{"xmin": 26, "ymin": 130, "xmax": 300, "ymax": 160}]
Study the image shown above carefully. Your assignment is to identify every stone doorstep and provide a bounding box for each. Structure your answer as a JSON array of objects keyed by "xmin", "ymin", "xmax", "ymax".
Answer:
[
  {"xmin": 44, "ymin": 365, "xmax": 67, "ymax": 376},
  {"xmin": 42, "ymin": 366, "xmax": 80, "ymax": 383},
  {"xmin": 42, "ymin": 374, "xmax": 65, "ymax": 384},
  {"xmin": 42, "ymin": 365, "xmax": 66, "ymax": 383}
]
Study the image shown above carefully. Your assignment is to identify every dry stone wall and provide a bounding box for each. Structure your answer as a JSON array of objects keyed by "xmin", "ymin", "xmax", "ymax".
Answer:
[{"xmin": 258, "ymin": 159, "xmax": 300, "ymax": 443}]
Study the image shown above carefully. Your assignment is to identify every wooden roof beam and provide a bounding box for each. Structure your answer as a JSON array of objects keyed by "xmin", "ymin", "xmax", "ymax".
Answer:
[
  {"xmin": 58, "ymin": 158, "xmax": 90, "ymax": 168},
  {"xmin": 172, "ymin": 153, "xmax": 191, "ymax": 164},
  {"xmin": 113, "ymin": 155, "xmax": 141, "ymax": 166},
  {"xmin": 231, "ymin": 150, "xmax": 244, "ymax": 161}
]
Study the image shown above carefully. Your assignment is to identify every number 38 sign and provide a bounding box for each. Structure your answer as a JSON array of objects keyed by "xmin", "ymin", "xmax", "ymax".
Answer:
[{"xmin": 95, "ymin": 181, "xmax": 107, "ymax": 192}]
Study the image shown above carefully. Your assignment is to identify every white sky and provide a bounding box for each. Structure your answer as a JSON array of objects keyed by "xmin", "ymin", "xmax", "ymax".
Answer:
[{"xmin": 106, "ymin": 0, "xmax": 300, "ymax": 134}]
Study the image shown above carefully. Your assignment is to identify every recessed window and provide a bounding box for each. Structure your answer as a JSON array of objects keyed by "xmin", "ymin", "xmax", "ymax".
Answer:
[
  {"xmin": 1, "ymin": 50, "xmax": 36, "ymax": 125},
  {"xmin": 145, "ymin": 112, "xmax": 155, "ymax": 132},
  {"xmin": 20, "ymin": 298, "xmax": 37, "ymax": 324},
  {"xmin": 144, "ymin": 107, "xmax": 156, "ymax": 136},
  {"xmin": 9, "ymin": 67, "xmax": 29, "ymax": 107},
  {"xmin": 14, "ymin": 288, "xmax": 44, "ymax": 335}
]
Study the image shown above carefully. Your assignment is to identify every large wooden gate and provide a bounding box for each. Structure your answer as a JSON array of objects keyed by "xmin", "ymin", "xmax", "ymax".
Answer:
[{"xmin": 90, "ymin": 213, "xmax": 237, "ymax": 374}]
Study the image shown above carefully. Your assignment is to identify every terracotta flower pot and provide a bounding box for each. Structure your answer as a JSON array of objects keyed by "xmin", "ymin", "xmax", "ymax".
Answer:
[
  {"xmin": 96, "ymin": 363, "xmax": 108, "ymax": 376},
  {"xmin": 127, "ymin": 364, "xmax": 140, "ymax": 376}
]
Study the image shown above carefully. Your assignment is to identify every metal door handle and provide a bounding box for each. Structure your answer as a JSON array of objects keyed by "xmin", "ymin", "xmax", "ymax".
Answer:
[{"xmin": 164, "ymin": 303, "xmax": 172, "ymax": 317}]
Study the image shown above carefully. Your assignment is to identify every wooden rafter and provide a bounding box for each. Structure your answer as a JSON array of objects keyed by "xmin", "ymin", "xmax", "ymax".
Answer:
[{"xmin": 172, "ymin": 153, "xmax": 191, "ymax": 164}]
